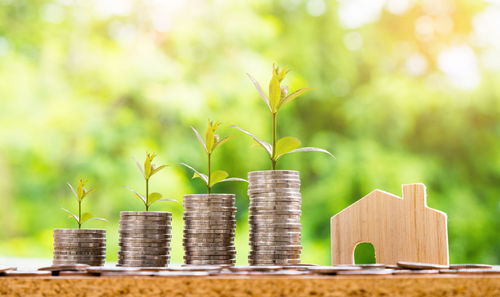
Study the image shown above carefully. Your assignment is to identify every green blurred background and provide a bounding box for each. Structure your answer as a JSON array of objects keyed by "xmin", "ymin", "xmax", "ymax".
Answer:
[{"xmin": 0, "ymin": 0, "xmax": 499, "ymax": 265}]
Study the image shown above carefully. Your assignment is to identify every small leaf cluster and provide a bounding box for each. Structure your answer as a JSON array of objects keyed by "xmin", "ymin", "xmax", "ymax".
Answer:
[
  {"xmin": 125, "ymin": 152, "xmax": 177, "ymax": 211},
  {"xmin": 61, "ymin": 178, "xmax": 106, "ymax": 229},
  {"xmin": 181, "ymin": 120, "xmax": 246, "ymax": 193},
  {"xmin": 232, "ymin": 64, "xmax": 335, "ymax": 169}
]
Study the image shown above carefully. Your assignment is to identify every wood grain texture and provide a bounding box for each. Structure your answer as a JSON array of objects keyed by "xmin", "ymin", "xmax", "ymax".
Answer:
[
  {"xmin": 331, "ymin": 183, "xmax": 449, "ymax": 265},
  {"xmin": 1, "ymin": 275, "xmax": 499, "ymax": 297}
]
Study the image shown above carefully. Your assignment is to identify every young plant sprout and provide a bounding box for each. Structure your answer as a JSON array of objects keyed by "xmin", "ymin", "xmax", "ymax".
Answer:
[
  {"xmin": 125, "ymin": 152, "xmax": 177, "ymax": 211},
  {"xmin": 61, "ymin": 178, "xmax": 106, "ymax": 229},
  {"xmin": 180, "ymin": 120, "xmax": 246, "ymax": 194},
  {"xmin": 231, "ymin": 64, "xmax": 335, "ymax": 169}
]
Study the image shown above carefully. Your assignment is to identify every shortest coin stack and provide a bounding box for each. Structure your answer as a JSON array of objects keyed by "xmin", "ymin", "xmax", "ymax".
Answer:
[
  {"xmin": 248, "ymin": 170, "xmax": 302, "ymax": 265},
  {"xmin": 53, "ymin": 229, "xmax": 106, "ymax": 266},
  {"xmin": 117, "ymin": 211, "xmax": 172, "ymax": 267},
  {"xmin": 183, "ymin": 194, "xmax": 236, "ymax": 265}
]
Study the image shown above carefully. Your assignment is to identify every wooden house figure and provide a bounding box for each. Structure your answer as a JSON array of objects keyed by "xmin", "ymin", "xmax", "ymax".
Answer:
[{"xmin": 331, "ymin": 183, "xmax": 449, "ymax": 265}]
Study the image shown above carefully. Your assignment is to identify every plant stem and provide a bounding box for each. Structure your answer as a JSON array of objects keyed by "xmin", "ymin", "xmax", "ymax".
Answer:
[
  {"xmin": 271, "ymin": 112, "xmax": 277, "ymax": 170},
  {"xmin": 78, "ymin": 200, "xmax": 81, "ymax": 229},
  {"xmin": 207, "ymin": 153, "xmax": 212, "ymax": 194},
  {"xmin": 145, "ymin": 178, "xmax": 149, "ymax": 211}
]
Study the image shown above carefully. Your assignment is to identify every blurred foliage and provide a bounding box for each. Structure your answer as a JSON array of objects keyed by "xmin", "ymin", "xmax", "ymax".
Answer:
[{"xmin": 0, "ymin": 0, "xmax": 499, "ymax": 265}]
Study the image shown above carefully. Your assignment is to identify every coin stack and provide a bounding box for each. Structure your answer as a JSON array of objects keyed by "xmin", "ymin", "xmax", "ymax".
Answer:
[
  {"xmin": 117, "ymin": 211, "xmax": 172, "ymax": 267},
  {"xmin": 183, "ymin": 194, "xmax": 236, "ymax": 265},
  {"xmin": 53, "ymin": 229, "xmax": 106, "ymax": 266},
  {"xmin": 248, "ymin": 170, "xmax": 302, "ymax": 265}
]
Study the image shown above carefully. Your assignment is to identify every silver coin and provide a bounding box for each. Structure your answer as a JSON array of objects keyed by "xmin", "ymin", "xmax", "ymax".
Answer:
[
  {"xmin": 182, "ymin": 234, "xmax": 235, "ymax": 240},
  {"xmin": 248, "ymin": 178, "xmax": 300, "ymax": 183},
  {"xmin": 54, "ymin": 229, "xmax": 106, "ymax": 234},
  {"xmin": 184, "ymin": 210, "xmax": 235, "ymax": 215},
  {"xmin": 248, "ymin": 170, "xmax": 299, "ymax": 176},
  {"xmin": 250, "ymin": 201, "xmax": 302, "ymax": 207},
  {"xmin": 118, "ymin": 235, "xmax": 171, "ymax": 241},
  {"xmin": 248, "ymin": 183, "xmax": 301, "ymax": 190},
  {"xmin": 118, "ymin": 231, "xmax": 171, "ymax": 237},
  {"xmin": 120, "ymin": 218, "xmax": 172, "ymax": 223},
  {"xmin": 249, "ymin": 206, "xmax": 301, "ymax": 212},
  {"xmin": 120, "ymin": 211, "xmax": 171, "ymax": 216},
  {"xmin": 118, "ymin": 237, "xmax": 171, "ymax": 242},
  {"xmin": 118, "ymin": 252, "xmax": 169, "ymax": 258},
  {"xmin": 450, "ymin": 264, "xmax": 494, "ymax": 269},
  {"xmin": 250, "ymin": 260, "xmax": 300, "ymax": 265},
  {"xmin": 250, "ymin": 199, "xmax": 302, "ymax": 204},
  {"xmin": 183, "ymin": 205, "xmax": 236, "ymax": 209},
  {"xmin": 307, "ymin": 266, "xmax": 362, "ymax": 274},
  {"xmin": 184, "ymin": 223, "xmax": 235, "ymax": 229},
  {"xmin": 249, "ymin": 254, "xmax": 301, "ymax": 260},
  {"xmin": 249, "ymin": 217, "xmax": 300, "ymax": 223},
  {"xmin": 185, "ymin": 251, "xmax": 236, "ymax": 257},
  {"xmin": 183, "ymin": 240, "xmax": 234, "ymax": 245},
  {"xmin": 119, "ymin": 227, "xmax": 171, "ymax": 233},
  {"xmin": 185, "ymin": 260, "xmax": 235, "ymax": 265},
  {"xmin": 397, "ymin": 261, "xmax": 449, "ymax": 270},
  {"xmin": 119, "ymin": 247, "xmax": 169, "ymax": 253},
  {"xmin": 54, "ymin": 242, "xmax": 106, "ymax": 248},
  {"xmin": 118, "ymin": 261, "xmax": 168, "ymax": 267},
  {"xmin": 185, "ymin": 245, "xmax": 236, "ymax": 251},
  {"xmin": 249, "ymin": 210, "xmax": 302, "ymax": 215},
  {"xmin": 54, "ymin": 247, "xmax": 106, "ymax": 253},
  {"xmin": 53, "ymin": 236, "xmax": 106, "ymax": 240},
  {"xmin": 250, "ymin": 237, "xmax": 301, "ymax": 243},
  {"xmin": 184, "ymin": 255, "xmax": 235, "ymax": 260},
  {"xmin": 119, "ymin": 241, "xmax": 169, "ymax": 247},
  {"xmin": 184, "ymin": 215, "xmax": 236, "ymax": 220},
  {"xmin": 53, "ymin": 234, "xmax": 106, "ymax": 239}
]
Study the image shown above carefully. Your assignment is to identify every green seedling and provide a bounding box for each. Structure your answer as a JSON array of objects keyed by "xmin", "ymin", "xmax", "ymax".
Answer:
[
  {"xmin": 61, "ymin": 178, "xmax": 106, "ymax": 229},
  {"xmin": 180, "ymin": 120, "xmax": 246, "ymax": 194},
  {"xmin": 232, "ymin": 64, "xmax": 335, "ymax": 169},
  {"xmin": 125, "ymin": 152, "xmax": 178, "ymax": 211}
]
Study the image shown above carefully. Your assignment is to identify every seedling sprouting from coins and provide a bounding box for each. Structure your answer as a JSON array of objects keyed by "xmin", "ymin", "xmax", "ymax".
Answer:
[
  {"xmin": 61, "ymin": 178, "xmax": 106, "ymax": 229},
  {"xmin": 125, "ymin": 152, "xmax": 178, "ymax": 211},
  {"xmin": 180, "ymin": 120, "xmax": 246, "ymax": 194},
  {"xmin": 232, "ymin": 64, "xmax": 335, "ymax": 169}
]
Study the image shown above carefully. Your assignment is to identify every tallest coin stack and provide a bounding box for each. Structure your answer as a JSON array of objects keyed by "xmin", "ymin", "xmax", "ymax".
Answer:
[{"xmin": 248, "ymin": 170, "xmax": 302, "ymax": 265}]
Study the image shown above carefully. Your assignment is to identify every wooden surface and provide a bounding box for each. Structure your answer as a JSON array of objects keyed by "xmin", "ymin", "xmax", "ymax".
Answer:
[
  {"xmin": 1, "ymin": 275, "xmax": 499, "ymax": 296},
  {"xmin": 331, "ymin": 183, "xmax": 449, "ymax": 265}
]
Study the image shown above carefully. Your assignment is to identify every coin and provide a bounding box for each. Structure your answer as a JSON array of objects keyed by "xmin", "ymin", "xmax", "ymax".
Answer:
[
  {"xmin": 449, "ymin": 264, "xmax": 493, "ymax": 269},
  {"xmin": 248, "ymin": 170, "xmax": 299, "ymax": 176},
  {"xmin": 185, "ymin": 251, "xmax": 236, "ymax": 257},
  {"xmin": 184, "ymin": 244, "xmax": 235, "ymax": 250},
  {"xmin": 307, "ymin": 265, "xmax": 362, "ymax": 274},
  {"xmin": 184, "ymin": 255, "xmax": 235, "ymax": 260},
  {"xmin": 397, "ymin": 261, "xmax": 449, "ymax": 270},
  {"xmin": 54, "ymin": 229, "xmax": 106, "ymax": 234},
  {"xmin": 120, "ymin": 211, "xmax": 171, "ymax": 216}
]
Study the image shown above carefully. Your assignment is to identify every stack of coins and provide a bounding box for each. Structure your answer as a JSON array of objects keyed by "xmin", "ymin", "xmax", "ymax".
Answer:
[
  {"xmin": 117, "ymin": 211, "xmax": 172, "ymax": 267},
  {"xmin": 53, "ymin": 229, "xmax": 106, "ymax": 266},
  {"xmin": 248, "ymin": 170, "xmax": 302, "ymax": 265},
  {"xmin": 183, "ymin": 194, "xmax": 236, "ymax": 265}
]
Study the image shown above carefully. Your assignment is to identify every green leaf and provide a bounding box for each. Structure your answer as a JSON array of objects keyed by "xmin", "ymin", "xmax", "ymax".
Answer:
[
  {"xmin": 213, "ymin": 136, "xmax": 233, "ymax": 151},
  {"xmin": 60, "ymin": 207, "xmax": 80, "ymax": 224},
  {"xmin": 80, "ymin": 212, "xmax": 93, "ymax": 223},
  {"xmin": 124, "ymin": 186, "xmax": 147, "ymax": 204},
  {"xmin": 179, "ymin": 163, "xmax": 208, "ymax": 184},
  {"xmin": 191, "ymin": 126, "xmax": 207, "ymax": 153},
  {"xmin": 85, "ymin": 217, "xmax": 107, "ymax": 223},
  {"xmin": 67, "ymin": 183, "xmax": 78, "ymax": 202},
  {"xmin": 274, "ymin": 137, "xmax": 301, "ymax": 160},
  {"xmin": 144, "ymin": 153, "xmax": 154, "ymax": 179},
  {"xmin": 247, "ymin": 73, "xmax": 271, "ymax": 112},
  {"xmin": 219, "ymin": 177, "xmax": 248, "ymax": 183},
  {"xmin": 284, "ymin": 147, "xmax": 336, "ymax": 159},
  {"xmin": 77, "ymin": 179, "xmax": 86, "ymax": 201},
  {"xmin": 134, "ymin": 158, "xmax": 146, "ymax": 179},
  {"xmin": 83, "ymin": 188, "xmax": 96, "ymax": 201},
  {"xmin": 154, "ymin": 198, "xmax": 180, "ymax": 204},
  {"xmin": 278, "ymin": 88, "xmax": 312, "ymax": 109},
  {"xmin": 151, "ymin": 164, "xmax": 167, "ymax": 177},
  {"xmin": 268, "ymin": 75, "xmax": 281, "ymax": 113},
  {"xmin": 229, "ymin": 125, "xmax": 272, "ymax": 156},
  {"xmin": 209, "ymin": 170, "xmax": 229, "ymax": 187},
  {"xmin": 147, "ymin": 192, "xmax": 163, "ymax": 206}
]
